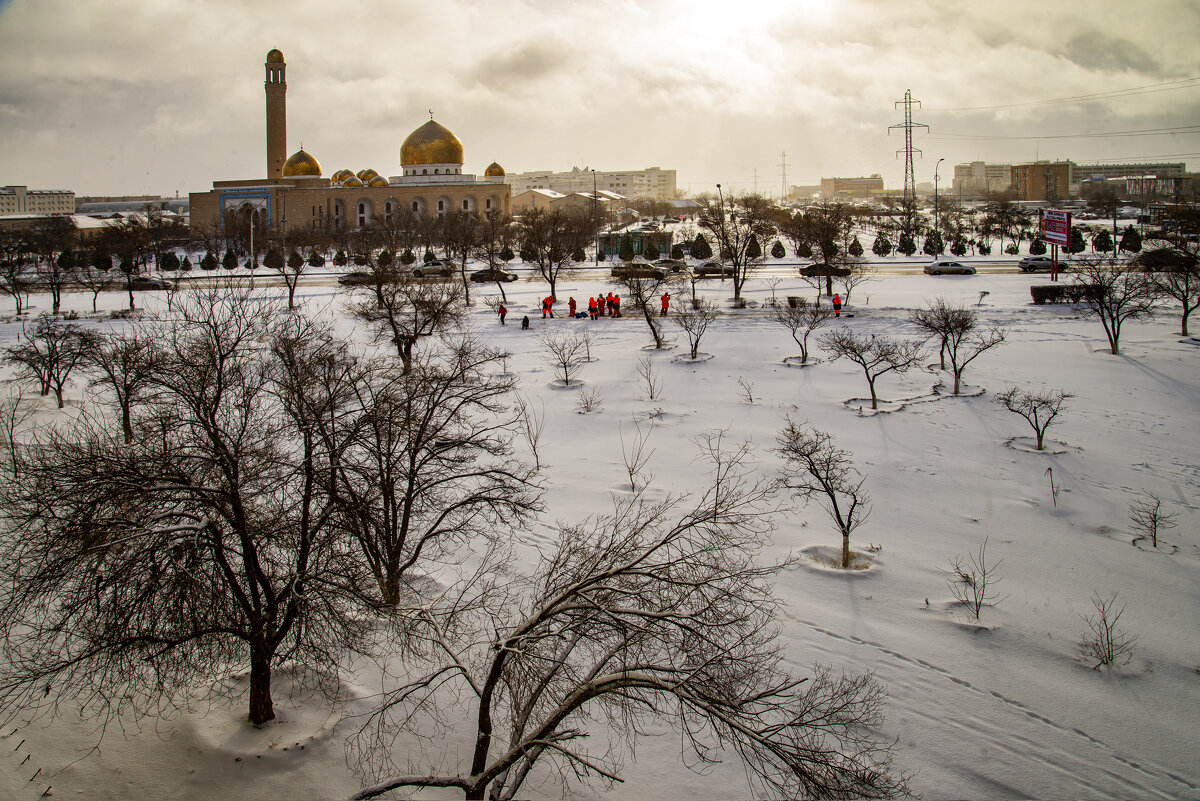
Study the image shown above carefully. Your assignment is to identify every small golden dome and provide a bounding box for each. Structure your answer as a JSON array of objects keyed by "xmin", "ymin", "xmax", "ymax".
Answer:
[
  {"xmin": 401, "ymin": 119, "xmax": 464, "ymax": 166},
  {"xmin": 368, "ymin": 175, "xmax": 389, "ymax": 188},
  {"xmin": 357, "ymin": 168, "xmax": 380, "ymax": 181},
  {"xmin": 266, "ymin": 49, "xmax": 285, "ymax": 63},
  {"xmin": 342, "ymin": 176, "xmax": 364, "ymax": 188},
  {"xmin": 282, "ymin": 148, "xmax": 321, "ymax": 177},
  {"xmin": 330, "ymin": 168, "xmax": 351, "ymax": 182},
  {"xmin": 484, "ymin": 161, "xmax": 505, "ymax": 177}
]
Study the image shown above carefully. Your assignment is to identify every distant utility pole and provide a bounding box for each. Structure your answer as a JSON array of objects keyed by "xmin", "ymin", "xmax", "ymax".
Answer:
[
  {"xmin": 889, "ymin": 89, "xmax": 928, "ymax": 227},
  {"xmin": 753, "ymin": 167, "xmax": 758, "ymax": 194},
  {"xmin": 778, "ymin": 151, "xmax": 789, "ymax": 202}
]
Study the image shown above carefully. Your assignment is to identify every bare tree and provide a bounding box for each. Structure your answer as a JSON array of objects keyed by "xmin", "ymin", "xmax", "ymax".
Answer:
[
  {"xmin": 672, "ymin": 298, "xmax": 719, "ymax": 359},
  {"xmin": 697, "ymin": 192, "xmax": 777, "ymax": 301},
  {"xmin": 437, "ymin": 209, "xmax": 483, "ymax": 303},
  {"xmin": 993, "ymin": 386, "xmax": 1071, "ymax": 450},
  {"xmin": 832, "ymin": 262, "xmax": 877, "ymax": 308},
  {"xmin": 75, "ymin": 251, "xmax": 118, "ymax": 312},
  {"xmin": 4, "ymin": 317, "xmax": 96, "ymax": 409},
  {"xmin": 637, "ymin": 354, "xmax": 664, "ymax": 400},
  {"xmin": 819, "ymin": 328, "xmax": 925, "ymax": 410},
  {"xmin": 349, "ymin": 270, "xmax": 465, "ymax": 374},
  {"xmin": 612, "ymin": 272, "xmax": 671, "ymax": 349},
  {"xmin": 1070, "ymin": 257, "xmax": 1158, "ymax": 355},
  {"xmin": 574, "ymin": 386, "xmax": 604, "ymax": 413},
  {"xmin": 514, "ymin": 394, "xmax": 546, "ymax": 469},
  {"xmin": 908, "ymin": 299, "xmax": 1006, "ymax": 394},
  {"xmin": 769, "ymin": 300, "xmax": 833, "ymax": 365},
  {"xmin": 79, "ymin": 327, "xmax": 156, "ymax": 444},
  {"xmin": 0, "ymin": 290, "xmax": 370, "ymax": 727},
  {"xmin": 776, "ymin": 420, "xmax": 871, "ymax": 569},
  {"xmin": 516, "ymin": 208, "xmax": 590, "ymax": 301},
  {"xmin": 1128, "ymin": 491, "xmax": 1177, "ymax": 548},
  {"xmin": 330, "ymin": 340, "xmax": 542, "ymax": 607},
  {"xmin": 619, "ymin": 417, "xmax": 655, "ymax": 491},
  {"xmin": 1079, "ymin": 591, "xmax": 1137, "ymax": 669},
  {"xmin": 0, "ymin": 228, "xmax": 33, "ymax": 315},
  {"xmin": 350, "ymin": 435, "xmax": 909, "ymax": 801},
  {"xmin": 538, "ymin": 329, "xmax": 588, "ymax": 387},
  {"xmin": 941, "ymin": 537, "xmax": 1004, "ymax": 620},
  {"xmin": 0, "ymin": 387, "xmax": 35, "ymax": 478}
]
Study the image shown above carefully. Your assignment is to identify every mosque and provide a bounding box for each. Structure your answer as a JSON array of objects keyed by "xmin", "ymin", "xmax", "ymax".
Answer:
[{"xmin": 189, "ymin": 49, "xmax": 510, "ymax": 235}]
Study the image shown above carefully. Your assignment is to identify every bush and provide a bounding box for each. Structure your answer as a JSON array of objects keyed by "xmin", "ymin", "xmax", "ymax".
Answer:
[
  {"xmin": 1030, "ymin": 283, "xmax": 1103, "ymax": 305},
  {"xmin": 1004, "ymin": 244, "xmax": 1020, "ymax": 255}
]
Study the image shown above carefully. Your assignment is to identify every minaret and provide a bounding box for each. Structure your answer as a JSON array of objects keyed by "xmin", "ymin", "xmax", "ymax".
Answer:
[{"xmin": 265, "ymin": 49, "xmax": 287, "ymax": 179}]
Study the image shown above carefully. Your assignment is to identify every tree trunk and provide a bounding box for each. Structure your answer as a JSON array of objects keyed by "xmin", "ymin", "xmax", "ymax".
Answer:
[
  {"xmin": 248, "ymin": 646, "xmax": 276, "ymax": 725},
  {"xmin": 867, "ymin": 377, "xmax": 878, "ymax": 410},
  {"xmin": 953, "ymin": 369, "xmax": 962, "ymax": 395},
  {"xmin": 842, "ymin": 529, "xmax": 851, "ymax": 569},
  {"xmin": 122, "ymin": 405, "xmax": 133, "ymax": 445}
]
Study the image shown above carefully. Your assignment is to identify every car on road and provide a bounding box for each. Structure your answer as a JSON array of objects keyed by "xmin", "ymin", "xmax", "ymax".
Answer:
[
  {"xmin": 651, "ymin": 258, "xmax": 689, "ymax": 273},
  {"xmin": 1017, "ymin": 255, "xmax": 1060, "ymax": 272},
  {"xmin": 692, "ymin": 261, "xmax": 734, "ymax": 278},
  {"xmin": 924, "ymin": 260, "xmax": 977, "ymax": 275},
  {"xmin": 130, "ymin": 276, "xmax": 173, "ymax": 290},
  {"xmin": 470, "ymin": 267, "xmax": 519, "ymax": 283},
  {"xmin": 799, "ymin": 265, "xmax": 851, "ymax": 277},
  {"xmin": 611, "ymin": 263, "xmax": 667, "ymax": 280},
  {"xmin": 411, "ymin": 259, "xmax": 456, "ymax": 278},
  {"xmin": 338, "ymin": 271, "xmax": 375, "ymax": 286}
]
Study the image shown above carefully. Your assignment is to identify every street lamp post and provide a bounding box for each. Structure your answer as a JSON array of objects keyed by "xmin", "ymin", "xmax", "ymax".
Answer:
[
  {"xmin": 592, "ymin": 168, "xmax": 599, "ymax": 265},
  {"xmin": 934, "ymin": 158, "xmax": 945, "ymax": 245}
]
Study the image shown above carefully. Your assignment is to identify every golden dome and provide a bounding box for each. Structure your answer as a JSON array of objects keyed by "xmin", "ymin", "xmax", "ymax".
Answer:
[
  {"xmin": 357, "ymin": 168, "xmax": 380, "ymax": 181},
  {"xmin": 368, "ymin": 175, "xmax": 389, "ymax": 188},
  {"xmin": 266, "ymin": 49, "xmax": 285, "ymax": 63},
  {"xmin": 282, "ymin": 148, "xmax": 321, "ymax": 177},
  {"xmin": 401, "ymin": 119, "xmax": 464, "ymax": 166},
  {"xmin": 330, "ymin": 168, "xmax": 352, "ymax": 182},
  {"xmin": 484, "ymin": 161, "xmax": 505, "ymax": 177},
  {"xmin": 342, "ymin": 176, "xmax": 364, "ymax": 188}
]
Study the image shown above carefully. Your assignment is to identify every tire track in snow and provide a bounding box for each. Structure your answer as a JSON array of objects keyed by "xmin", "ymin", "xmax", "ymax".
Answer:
[{"xmin": 793, "ymin": 617, "xmax": 1196, "ymax": 797}]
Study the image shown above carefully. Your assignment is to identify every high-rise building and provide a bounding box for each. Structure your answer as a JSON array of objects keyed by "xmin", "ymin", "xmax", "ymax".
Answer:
[
  {"xmin": 1010, "ymin": 162, "xmax": 1072, "ymax": 202},
  {"xmin": 952, "ymin": 162, "xmax": 1012, "ymax": 198}
]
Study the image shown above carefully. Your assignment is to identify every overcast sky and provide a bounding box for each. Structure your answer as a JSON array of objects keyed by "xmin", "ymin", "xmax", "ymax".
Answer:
[{"xmin": 1, "ymin": 0, "xmax": 1197, "ymax": 198}]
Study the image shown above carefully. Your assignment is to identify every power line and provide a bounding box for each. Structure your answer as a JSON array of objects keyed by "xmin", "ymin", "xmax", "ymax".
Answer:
[
  {"xmin": 928, "ymin": 124, "xmax": 1200, "ymax": 142},
  {"xmin": 939, "ymin": 76, "xmax": 1200, "ymax": 112}
]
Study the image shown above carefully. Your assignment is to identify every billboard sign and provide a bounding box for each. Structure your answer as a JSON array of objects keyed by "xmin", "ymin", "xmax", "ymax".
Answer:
[{"xmin": 1040, "ymin": 209, "xmax": 1071, "ymax": 248}]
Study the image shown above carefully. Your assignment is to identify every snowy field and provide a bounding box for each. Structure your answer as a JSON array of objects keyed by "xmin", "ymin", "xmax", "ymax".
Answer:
[{"xmin": 1, "ymin": 266, "xmax": 1197, "ymax": 800}]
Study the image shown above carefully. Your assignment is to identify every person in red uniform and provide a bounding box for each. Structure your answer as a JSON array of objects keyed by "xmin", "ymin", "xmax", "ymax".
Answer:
[
  {"xmin": 832, "ymin": 293, "xmax": 842, "ymax": 317},
  {"xmin": 606, "ymin": 292, "xmax": 615, "ymax": 316},
  {"xmin": 588, "ymin": 296, "xmax": 598, "ymax": 319},
  {"xmin": 660, "ymin": 292, "xmax": 670, "ymax": 316},
  {"xmin": 498, "ymin": 303, "xmax": 507, "ymax": 325},
  {"xmin": 613, "ymin": 294, "xmax": 622, "ymax": 317},
  {"xmin": 568, "ymin": 297, "xmax": 577, "ymax": 318}
]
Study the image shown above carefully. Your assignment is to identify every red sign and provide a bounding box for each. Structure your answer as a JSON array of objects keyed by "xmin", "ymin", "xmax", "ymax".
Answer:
[{"xmin": 1040, "ymin": 209, "xmax": 1071, "ymax": 248}]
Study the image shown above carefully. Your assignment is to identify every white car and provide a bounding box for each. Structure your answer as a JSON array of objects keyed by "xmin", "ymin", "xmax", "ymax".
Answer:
[{"xmin": 924, "ymin": 260, "xmax": 976, "ymax": 275}]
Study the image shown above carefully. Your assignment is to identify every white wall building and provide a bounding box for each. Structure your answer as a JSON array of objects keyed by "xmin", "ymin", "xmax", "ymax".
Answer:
[{"xmin": 506, "ymin": 167, "xmax": 676, "ymax": 200}]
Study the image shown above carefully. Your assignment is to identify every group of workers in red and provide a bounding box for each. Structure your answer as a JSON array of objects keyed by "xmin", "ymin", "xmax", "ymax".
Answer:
[{"xmin": 500, "ymin": 291, "xmax": 685, "ymax": 325}]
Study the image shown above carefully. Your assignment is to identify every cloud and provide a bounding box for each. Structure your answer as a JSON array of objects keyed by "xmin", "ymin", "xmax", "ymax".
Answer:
[{"xmin": 1057, "ymin": 32, "xmax": 1162, "ymax": 75}]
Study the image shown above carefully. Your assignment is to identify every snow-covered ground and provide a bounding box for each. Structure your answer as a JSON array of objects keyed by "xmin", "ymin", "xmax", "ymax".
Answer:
[{"xmin": 1, "ymin": 266, "xmax": 1197, "ymax": 800}]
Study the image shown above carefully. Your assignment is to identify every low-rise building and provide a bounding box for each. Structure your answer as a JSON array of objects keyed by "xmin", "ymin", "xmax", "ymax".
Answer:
[
  {"xmin": 0, "ymin": 186, "xmax": 75, "ymax": 216},
  {"xmin": 507, "ymin": 167, "xmax": 676, "ymax": 200},
  {"xmin": 819, "ymin": 175, "xmax": 884, "ymax": 198},
  {"xmin": 952, "ymin": 162, "xmax": 1012, "ymax": 198}
]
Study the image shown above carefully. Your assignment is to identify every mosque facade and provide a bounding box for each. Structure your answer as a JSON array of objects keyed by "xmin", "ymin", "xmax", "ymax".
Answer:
[{"xmin": 189, "ymin": 49, "xmax": 510, "ymax": 235}]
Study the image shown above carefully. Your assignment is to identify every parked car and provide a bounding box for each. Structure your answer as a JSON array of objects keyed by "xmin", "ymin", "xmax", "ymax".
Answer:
[
  {"xmin": 651, "ymin": 258, "xmax": 688, "ymax": 273},
  {"xmin": 130, "ymin": 276, "xmax": 173, "ymax": 290},
  {"xmin": 411, "ymin": 259, "xmax": 455, "ymax": 278},
  {"xmin": 924, "ymin": 260, "xmax": 977, "ymax": 275},
  {"xmin": 337, "ymin": 271, "xmax": 375, "ymax": 286},
  {"xmin": 470, "ymin": 267, "xmax": 518, "ymax": 283},
  {"xmin": 1017, "ymin": 255, "xmax": 1059, "ymax": 272},
  {"xmin": 692, "ymin": 261, "xmax": 734, "ymax": 278},
  {"xmin": 611, "ymin": 263, "xmax": 666, "ymax": 280},
  {"xmin": 799, "ymin": 265, "xmax": 851, "ymax": 277}
]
